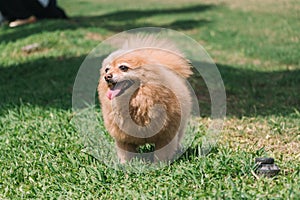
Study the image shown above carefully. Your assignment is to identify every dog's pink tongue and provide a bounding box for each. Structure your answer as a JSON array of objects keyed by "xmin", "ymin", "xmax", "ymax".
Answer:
[{"xmin": 107, "ymin": 89, "xmax": 121, "ymax": 100}]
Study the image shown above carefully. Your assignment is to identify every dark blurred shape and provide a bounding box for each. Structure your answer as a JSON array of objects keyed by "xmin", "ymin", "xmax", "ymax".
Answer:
[
  {"xmin": 255, "ymin": 157, "xmax": 280, "ymax": 177},
  {"xmin": 0, "ymin": 0, "xmax": 67, "ymax": 27}
]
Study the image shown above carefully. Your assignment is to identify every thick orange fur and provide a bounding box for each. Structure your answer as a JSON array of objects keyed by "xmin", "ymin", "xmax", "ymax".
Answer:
[{"xmin": 98, "ymin": 36, "xmax": 192, "ymax": 163}]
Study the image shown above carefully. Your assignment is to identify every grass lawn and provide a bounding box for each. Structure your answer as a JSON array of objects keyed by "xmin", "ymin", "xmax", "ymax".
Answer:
[{"xmin": 0, "ymin": 0, "xmax": 299, "ymax": 198}]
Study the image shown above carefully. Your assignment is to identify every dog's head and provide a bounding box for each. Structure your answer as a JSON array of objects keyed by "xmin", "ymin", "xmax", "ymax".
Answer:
[
  {"xmin": 100, "ymin": 50, "xmax": 148, "ymax": 100},
  {"xmin": 100, "ymin": 46, "xmax": 192, "ymax": 100}
]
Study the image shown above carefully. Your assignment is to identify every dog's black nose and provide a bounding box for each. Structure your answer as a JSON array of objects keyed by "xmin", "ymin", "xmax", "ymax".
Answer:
[{"xmin": 104, "ymin": 74, "xmax": 113, "ymax": 83}]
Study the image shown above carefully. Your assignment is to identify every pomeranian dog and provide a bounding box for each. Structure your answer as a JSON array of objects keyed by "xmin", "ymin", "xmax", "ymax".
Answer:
[{"xmin": 98, "ymin": 35, "xmax": 192, "ymax": 163}]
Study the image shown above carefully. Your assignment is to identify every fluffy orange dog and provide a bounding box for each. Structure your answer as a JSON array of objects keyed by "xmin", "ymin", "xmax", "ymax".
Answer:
[{"xmin": 98, "ymin": 36, "xmax": 192, "ymax": 163}]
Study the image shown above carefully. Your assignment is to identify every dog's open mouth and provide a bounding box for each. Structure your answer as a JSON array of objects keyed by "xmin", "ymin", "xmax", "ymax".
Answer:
[{"xmin": 106, "ymin": 80, "xmax": 134, "ymax": 100}]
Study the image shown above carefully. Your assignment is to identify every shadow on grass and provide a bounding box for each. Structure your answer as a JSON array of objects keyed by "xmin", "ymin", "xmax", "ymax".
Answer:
[
  {"xmin": 0, "ymin": 4, "xmax": 213, "ymax": 43},
  {"xmin": 0, "ymin": 54, "xmax": 299, "ymax": 118},
  {"xmin": 0, "ymin": 56, "xmax": 84, "ymax": 114},
  {"xmin": 192, "ymin": 64, "xmax": 300, "ymax": 117},
  {"xmin": 220, "ymin": 64, "xmax": 300, "ymax": 117}
]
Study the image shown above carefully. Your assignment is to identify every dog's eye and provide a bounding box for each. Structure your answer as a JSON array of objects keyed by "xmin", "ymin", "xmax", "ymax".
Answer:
[
  {"xmin": 119, "ymin": 65, "xmax": 129, "ymax": 72},
  {"xmin": 105, "ymin": 68, "xmax": 109, "ymax": 73}
]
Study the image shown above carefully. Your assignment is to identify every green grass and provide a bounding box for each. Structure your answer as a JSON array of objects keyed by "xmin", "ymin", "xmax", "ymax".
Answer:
[{"xmin": 0, "ymin": 0, "xmax": 299, "ymax": 199}]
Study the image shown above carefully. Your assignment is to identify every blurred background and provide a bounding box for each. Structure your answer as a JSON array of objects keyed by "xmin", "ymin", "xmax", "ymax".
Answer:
[{"xmin": 1, "ymin": 0, "xmax": 299, "ymax": 116}]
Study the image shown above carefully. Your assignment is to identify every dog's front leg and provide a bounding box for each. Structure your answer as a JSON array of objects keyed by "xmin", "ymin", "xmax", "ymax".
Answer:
[
  {"xmin": 116, "ymin": 141, "xmax": 138, "ymax": 163},
  {"xmin": 154, "ymin": 136, "xmax": 178, "ymax": 163}
]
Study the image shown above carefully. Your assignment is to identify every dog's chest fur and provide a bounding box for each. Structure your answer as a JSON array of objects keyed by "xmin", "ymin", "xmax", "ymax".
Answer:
[{"xmin": 106, "ymin": 84, "xmax": 181, "ymax": 143}]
